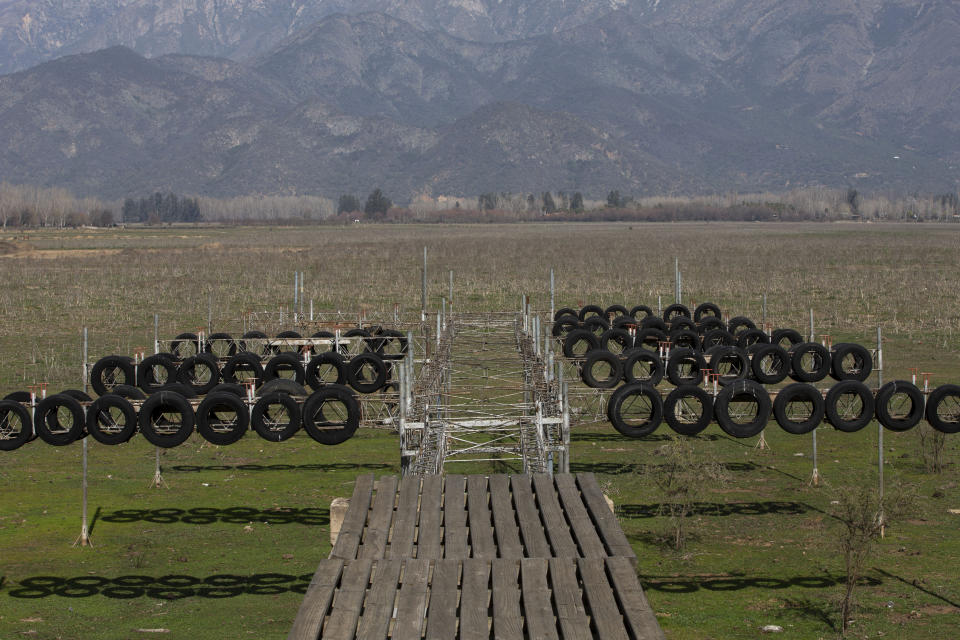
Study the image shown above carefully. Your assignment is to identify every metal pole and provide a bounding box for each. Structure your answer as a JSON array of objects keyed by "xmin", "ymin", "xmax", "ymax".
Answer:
[
  {"xmin": 811, "ymin": 428, "xmax": 820, "ymax": 486},
  {"xmin": 294, "ymin": 271, "xmax": 298, "ymax": 314},
  {"xmin": 678, "ymin": 270, "xmax": 682, "ymax": 305},
  {"xmin": 550, "ymin": 268, "xmax": 555, "ymax": 322},
  {"xmin": 300, "ymin": 272, "xmax": 304, "ymax": 316},
  {"xmin": 809, "ymin": 308, "xmax": 814, "ymax": 342},
  {"xmin": 449, "ymin": 270, "xmax": 453, "ymax": 306},
  {"xmin": 674, "ymin": 257, "xmax": 679, "ymax": 302},
  {"xmin": 153, "ymin": 314, "xmax": 159, "ymax": 355},
  {"xmin": 310, "ymin": 299, "xmax": 314, "ymax": 322},
  {"xmin": 421, "ymin": 247, "xmax": 427, "ymax": 322},
  {"xmin": 76, "ymin": 326, "xmax": 91, "ymax": 547},
  {"xmin": 877, "ymin": 325, "xmax": 885, "ymax": 534},
  {"xmin": 208, "ymin": 291, "xmax": 213, "ymax": 333},
  {"xmin": 762, "ymin": 292, "xmax": 767, "ymax": 326}
]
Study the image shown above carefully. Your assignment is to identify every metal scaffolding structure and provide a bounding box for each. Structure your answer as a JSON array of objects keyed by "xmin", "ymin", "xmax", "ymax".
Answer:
[{"xmin": 399, "ymin": 310, "xmax": 568, "ymax": 476}]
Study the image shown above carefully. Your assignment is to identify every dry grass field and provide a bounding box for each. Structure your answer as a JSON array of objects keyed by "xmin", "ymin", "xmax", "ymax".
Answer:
[{"xmin": 0, "ymin": 221, "xmax": 959, "ymax": 639}]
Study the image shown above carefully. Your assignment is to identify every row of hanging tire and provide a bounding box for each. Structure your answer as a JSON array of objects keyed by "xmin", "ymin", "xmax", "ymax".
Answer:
[
  {"xmin": 90, "ymin": 348, "xmax": 396, "ymax": 397},
  {"xmin": 605, "ymin": 380, "xmax": 960, "ymax": 439},
  {"xmin": 552, "ymin": 303, "xmax": 871, "ymax": 389},
  {"xmin": 163, "ymin": 328, "xmax": 408, "ymax": 359},
  {"xmin": 0, "ymin": 382, "xmax": 362, "ymax": 452}
]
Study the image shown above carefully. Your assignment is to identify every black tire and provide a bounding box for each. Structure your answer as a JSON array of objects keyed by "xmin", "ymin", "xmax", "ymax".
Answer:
[
  {"xmin": 664, "ymin": 385, "xmax": 713, "ymax": 436},
  {"xmin": 925, "ymin": 384, "xmax": 960, "ymax": 434},
  {"xmin": 771, "ymin": 328, "xmax": 804, "ymax": 350},
  {"xmin": 34, "ymin": 394, "xmax": 85, "ymax": 445},
  {"xmin": 875, "ymin": 380, "xmax": 924, "ymax": 432},
  {"xmin": 208, "ymin": 383, "xmax": 247, "ymax": 397},
  {"xmin": 563, "ymin": 329, "xmax": 600, "ymax": 358},
  {"xmin": 578, "ymin": 304, "xmax": 604, "ymax": 321},
  {"xmin": 582, "ymin": 316, "xmax": 609, "ymax": 336},
  {"xmin": 302, "ymin": 385, "xmax": 362, "ymax": 445},
  {"xmin": 622, "ymin": 349, "xmax": 664, "ymax": 386},
  {"xmin": 697, "ymin": 316, "xmax": 726, "ymax": 335},
  {"xmin": 0, "ymin": 400, "xmax": 33, "ymax": 451},
  {"xmin": 156, "ymin": 382, "xmax": 197, "ymax": 399},
  {"xmin": 305, "ymin": 352, "xmax": 347, "ymax": 389},
  {"xmin": 581, "ymin": 351, "xmax": 623, "ymax": 389},
  {"xmin": 750, "ymin": 344, "xmax": 790, "ymax": 385},
  {"xmin": 205, "ymin": 332, "xmax": 237, "ymax": 358},
  {"xmin": 727, "ymin": 316, "xmax": 757, "ymax": 336},
  {"xmin": 250, "ymin": 392, "xmax": 300, "ymax": 442},
  {"xmin": 343, "ymin": 328, "xmax": 374, "ymax": 355},
  {"xmin": 309, "ymin": 331, "xmax": 336, "ymax": 355},
  {"xmin": 604, "ymin": 304, "xmax": 629, "ymax": 319},
  {"xmin": 830, "ymin": 343, "xmax": 873, "ymax": 382},
  {"xmin": 86, "ymin": 395, "xmax": 138, "ymax": 445},
  {"xmin": 275, "ymin": 330, "xmax": 303, "ymax": 354},
  {"xmin": 825, "ymin": 380, "xmax": 875, "ymax": 432},
  {"xmin": 239, "ymin": 330, "xmax": 271, "ymax": 356},
  {"xmin": 376, "ymin": 329, "xmax": 408, "ymax": 360},
  {"xmin": 629, "ymin": 305, "xmax": 653, "ymax": 319},
  {"xmin": 715, "ymin": 380, "xmax": 771, "ymax": 438},
  {"xmin": 138, "ymin": 391, "xmax": 195, "ymax": 448},
  {"xmin": 346, "ymin": 353, "xmax": 388, "ymax": 393},
  {"xmin": 176, "ymin": 353, "xmax": 221, "ymax": 395},
  {"xmin": 640, "ymin": 316, "xmax": 668, "ymax": 332},
  {"xmin": 612, "ymin": 316, "xmax": 640, "ymax": 330},
  {"xmin": 90, "ymin": 355, "xmax": 136, "ymax": 396},
  {"xmin": 257, "ymin": 378, "xmax": 308, "ymax": 397},
  {"xmin": 773, "ymin": 383, "xmax": 824, "ymax": 435},
  {"xmin": 59, "ymin": 389, "xmax": 92, "ymax": 403},
  {"xmin": 111, "ymin": 384, "xmax": 146, "ymax": 400},
  {"xmin": 666, "ymin": 348, "xmax": 707, "ymax": 386},
  {"xmin": 222, "ymin": 352, "xmax": 264, "ymax": 386},
  {"xmin": 693, "ymin": 302, "xmax": 722, "ymax": 323},
  {"xmin": 170, "ymin": 332, "xmax": 200, "ymax": 359},
  {"xmin": 788, "ymin": 342, "xmax": 831, "ymax": 383},
  {"xmin": 607, "ymin": 383, "xmax": 663, "ymax": 438},
  {"xmin": 669, "ymin": 316, "xmax": 697, "ymax": 333},
  {"xmin": 737, "ymin": 328, "xmax": 769, "ymax": 349},
  {"xmin": 702, "ymin": 328, "xmax": 735, "ymax": 349},
  {"xmin": 263, "ymin": 353, "xmax": 306, "ymax": 385},
  {"xmin": 635, "ymin": 328, "xmax": 668, "ymax": 352},
  {"xmin": 662, "ymin": 303, "xmax": 691, "ymax": 323},
  {"xmin": 138, "ymin": 354, "xmax": 178, "ymax": 394},
  {"xmin": 3, "ymin": 391, "xmax": 31, "ymax": 403},
  {"xmin": 707, "ymin": 346, "xmax": 749, "ymax": 386},
  {"xmin": 600, "ymin": 328, "xmax": 633, "ymax": 354},
  {"xmin": 196, "ymin": 392, "xmax": 249, "ymax": 446},
  {"xmin": 669, "ymin": 329, "xmax": 701, "ymax": 351},
  {"xmin": 552, "ymin": 315, "xmax": 581, "ymax": 338},
  {"xmin": 554, "ymin": 307, "xmax": 577, "ymax": 321}
]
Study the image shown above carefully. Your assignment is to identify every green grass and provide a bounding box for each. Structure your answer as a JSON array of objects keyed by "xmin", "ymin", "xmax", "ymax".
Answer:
[{"xmin": 1, "ymin": 222, "xmax": 959, "ymax": 638}]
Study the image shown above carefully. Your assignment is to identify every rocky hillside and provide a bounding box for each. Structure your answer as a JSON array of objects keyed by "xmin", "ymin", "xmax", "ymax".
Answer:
[{"xmin": 0, "ymin": 1, "xmax": 956, "ymax": 200}]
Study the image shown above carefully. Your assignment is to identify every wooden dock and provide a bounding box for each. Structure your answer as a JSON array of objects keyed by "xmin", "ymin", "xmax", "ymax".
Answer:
[{"xmin": 289, "ymin": 473, "xmax": 665, "ymax": 639}]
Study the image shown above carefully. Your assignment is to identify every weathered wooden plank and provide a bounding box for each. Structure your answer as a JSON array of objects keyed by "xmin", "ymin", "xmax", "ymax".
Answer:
[
  {"xmin": 444, "ymin": 475, "xmax": 469, "ymax": 559},
  {"xmin": 354, "ymin": 559, "xmax": 402, "ymax": 639},
  {"xmin": 321, "ymin": 558, "xmax": 374, "ymax": 640},
  {"xmin": 577, "ymin": 558, "xmax": 629, "ymax": 640},
  {"xmin": 520, "ymin": 558, "xmax": 559, "ymax": 640},
  {"xmin": 426, "ymin": 558, "xmax": 460, "ymax": 640},
  {"xmin": 388, "ymin": 477, "xmax": 421, "ymax": 559},
  {"xmin": 488, "ymin": 475, "xmax": 522, "ymax": 559},
  {"xmin": 491, "ymin": 559, "xmax": 523, "ymax": 640},
  {"xmin": 417, "ymin": 474, "xmax": 443, "ymax": 559},
  {"xmin": 287, "ymin": 558, "xmax": 344, "ymax": 640},
  {"xmin": 576, "ymin": 473, "xmax": 636, "ymax": 561},
  {"xmin": 548, "ymin": 558, "xmax": 593, "ymax": 640},
  {"xmin": 605, "ymin": 557, "xmax": 667, "ymax": 640},
  {"xmin": 329, "ymin": 474, "xmax": 374, "ymax": 560},
  {"xmin": 511, "ymin": 475, "xmax": 551, "ymax": 558},
  {"xmin": 394, "ymin": 558, "xmax": 431, "ymax": 640},
  {"xmin": 359, "ymin": 475, "xmax": 399, "ymax": 559},
  {"xmin": 427, "ymin": 559, "xmax": 460, "ymax": 640},
  {"xmin": 554, "ymin": 474, "xmax": 606, "ymax": 558},
  {"xmin": 467, "ymin": 475, "xmax": 496, "ymax": 559},
  {"xmin": 532, "ymin": 474, "xmax": 579, "ymax": 558},
  {"xmin": 459, "ymin": 558, "xmax": 490, "ymax": 640}
]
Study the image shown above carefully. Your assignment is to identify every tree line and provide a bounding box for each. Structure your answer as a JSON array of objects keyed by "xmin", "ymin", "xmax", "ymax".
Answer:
[{"xmin": 121, "ymin": 192, "xmax": 201, "ymax": 223}]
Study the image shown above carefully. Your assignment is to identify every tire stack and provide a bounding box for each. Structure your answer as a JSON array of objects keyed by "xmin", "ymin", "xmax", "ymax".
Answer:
[
  {"xmin": 0, "ymin": 326, "xmax": 408, "ymax": 452},
  {"xmin": 552, "ymin": 302, "xmax": 960, "ymax": 440}
]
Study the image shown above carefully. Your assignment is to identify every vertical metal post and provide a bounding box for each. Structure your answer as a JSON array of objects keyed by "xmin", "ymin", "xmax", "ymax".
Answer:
[
  {"xmin": 550, "ymin": 268, "xmax": 555, "ymax": 323},
  {"xmin": 877, "ymin": 325, "xmax": 885, "ymax": 534},
  {"xmin": 449, "ymin": 270, "xmax": 453, "ymax": 306},
  {"xmin": 762, "ymin": 292, "xmax": 767, "ymax": 326},
  {"xmin": 658, "ymin": 295, "xmax": 662, "ymax": 315},
  {"xmin": 207, "ymin": 291, "xmax": 213, "ymax": 333},
  {"xmin": 300, "ymin": 272, "xmax": 304, "ymax": 316},
  {"xmin": 678, "ymin": 270, "xmax": 682, "ymax": 305},
  {"xmin": 561, "ymin": 381, "xmax": 570, "ymax": 473},
  {"xmin": 421, "ymin": 247, "xmax": 427, "ymax": 322},
  {"xmin": 76, "ymin": 326, "xmax": 90, "ymax": 548},
  {"xmin": 674, "ymin": 257, "xmax": 679, "ymax": 302},
  {"xmin": 310, "ymin": 299, "xmax": 314, "ymax": 322},
  {"xmin": 153, "ymin": 314, "xmax": 159, "ymax": 355},
  {"xmin": 809, "ymin": 309, "xmax": 814, "ymax": 342},
  {"xmin": 294, "ymin": 271, "xmax": 298, "ymax": 313},
  {"xmin": 811, "ymin": 428, "xmax": 820, "ymax": 486}
]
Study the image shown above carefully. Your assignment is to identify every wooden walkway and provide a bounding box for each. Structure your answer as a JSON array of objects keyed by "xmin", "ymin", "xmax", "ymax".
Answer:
[{"xmin": 289, "ymin": 473, "xmax": 665, "ymax": 639}]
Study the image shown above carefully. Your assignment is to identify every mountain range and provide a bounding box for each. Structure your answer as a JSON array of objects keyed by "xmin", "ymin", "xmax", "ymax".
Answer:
[{"xmin": 0, "ymin": 0, "xmax": 956, "ymax": 201}]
